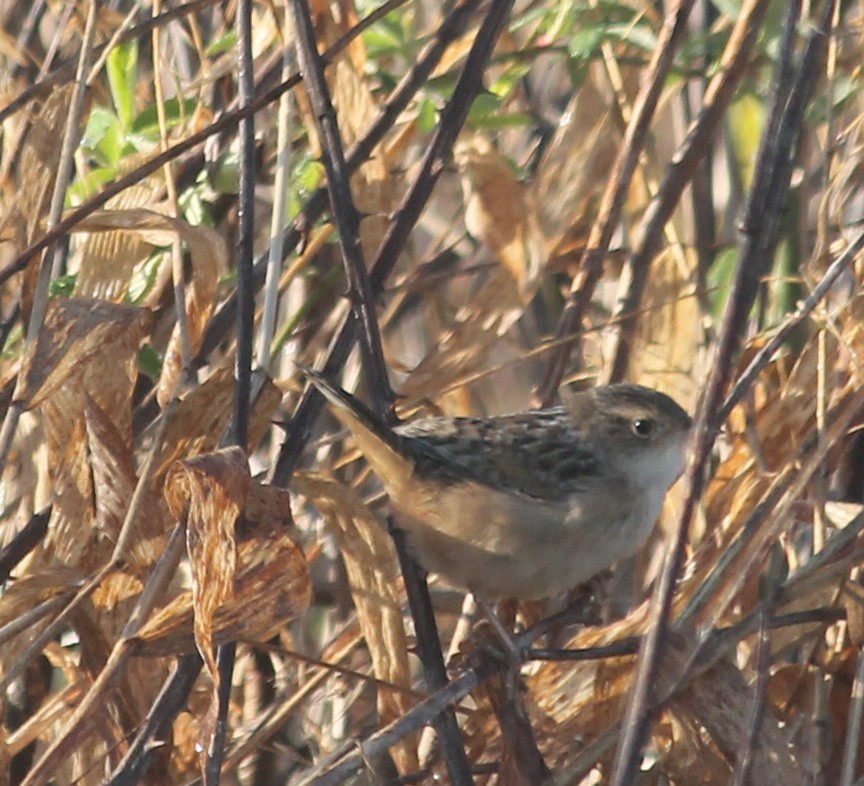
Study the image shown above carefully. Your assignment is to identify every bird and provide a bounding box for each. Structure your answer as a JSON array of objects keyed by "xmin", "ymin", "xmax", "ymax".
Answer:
[{"xmin": 304, "ymin": 369, "xmax": 692, "ymax": 601}]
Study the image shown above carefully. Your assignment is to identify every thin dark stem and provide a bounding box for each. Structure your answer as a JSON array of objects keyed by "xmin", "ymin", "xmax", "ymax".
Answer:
[
  {"xmin": 0, "ymin": 0, "xmax": 221, "ymax": 127},
  {"xmin": 0, "ymin": 0, "xmax": 405, "ymax": 290},
  {"xmin": 231, "ymin": 0, "xmax": 256, "ymax": 451},
  {"xmin": 205, "ymin": 0, "xmax": 256, "ymax": 778},
  {"xmin": 731, "ymin": 608, "xmax": 773, "ymax": 786},
  {"xmin": 199, "ymin": 0, "xmax": 474, "ymax": 362},
  {"xmin": 391, "ymin": 526, "xmax": 474, "ymax": 786},
  {"xmin": 536, "ymin": 0, "xmax": 698, "ymax": 406},
  {"xmin": 604, "ymin": 0, "xmax": 771, "ymax": 383},
  {"xmin": 0, "ymin": 506, "xmax": 50, "ymax": 583},
  {"xmin": 290, "ymin": 0, "xmax": 393, "ymax": 414},
  {"xmin": 610, "ymin": 4, "xmax": 834, "ymax": 782},
  {"xmin": 529, "ymin": 605, "xmax": 846, "ymax": 663},
  {"xmin": 269, "ymin": 0, "xmax": 508, "ymax": 485},
  {"xmin": 528, "ymin": 639, "xmax": 639, "ymax": 662},
  {"xmin": 205, "ymin": 642, "xmax": 237, "ymax": 785},
  {"xmin": 106, "ymin": 654, "xmax": 204, "ymax": 786}
]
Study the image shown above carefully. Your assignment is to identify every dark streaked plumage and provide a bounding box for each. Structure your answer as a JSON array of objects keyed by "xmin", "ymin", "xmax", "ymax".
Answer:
[{"xmin": 396, "ymin": 409, "xmax": 599, "ymax": 498}]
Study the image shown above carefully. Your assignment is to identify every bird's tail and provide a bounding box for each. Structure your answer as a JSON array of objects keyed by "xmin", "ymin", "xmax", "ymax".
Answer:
[{"xmin": 301, "ymin": 366, "xmax": 416, "ymax": 490}]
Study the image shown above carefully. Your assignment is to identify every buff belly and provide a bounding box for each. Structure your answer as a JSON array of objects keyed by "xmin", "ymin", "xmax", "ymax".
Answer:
[{"xmin": 395, "ymin": 478, "xmax": 647, "ymax": 599}]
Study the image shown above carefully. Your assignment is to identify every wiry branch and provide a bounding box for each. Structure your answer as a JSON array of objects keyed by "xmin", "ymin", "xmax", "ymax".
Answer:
[
  {"xmin": 611, "ymin": 3, "xmax": 836, "ymax": 782},
  {"xmin": 536, "ymin": 0, "xmax": 699, "ymax": 406}
]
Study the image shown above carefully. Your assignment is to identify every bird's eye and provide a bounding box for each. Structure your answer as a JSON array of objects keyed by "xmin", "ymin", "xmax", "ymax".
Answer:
[{"xmin": 632, "ymin": 418, "xmax": 654, "ymax": 437}]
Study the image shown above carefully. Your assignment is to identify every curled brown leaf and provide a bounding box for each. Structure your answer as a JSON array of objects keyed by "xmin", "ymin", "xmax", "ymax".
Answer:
[
  {"xmin": 164, "ymin": 446, "xmax": 250, "ymax": 688},
  {"xmin": 18, "ymin": 297, "xmax": 152, "ymax": 410},
  {"xmin": 134, "ymin": 525, "xmax": 311, "ymax": 658},
  {"xmin": 74, "ymin": 208, "xmax": 227, "ymax": 407}
]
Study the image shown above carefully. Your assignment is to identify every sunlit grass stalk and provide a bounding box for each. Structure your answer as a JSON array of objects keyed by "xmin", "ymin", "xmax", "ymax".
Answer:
[
  {"xmin": 153, "ymin": 0, "xmax": 194, "ymax": 383},
  {"xmin": 258, "ymin": 5, "xmax": 296, "ymax": 373},
  {"xmin": 0, "ymin": 0, "xmax": 98, "ymax": 480}
]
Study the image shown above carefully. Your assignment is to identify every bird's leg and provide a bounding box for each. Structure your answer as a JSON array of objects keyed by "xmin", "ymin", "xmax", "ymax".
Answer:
[
  {"xmin": 475, "ymin": 597, "xmax": 529, "ymax": 664},
  {"xmin": 471, "ymin": 596, "xmax": 532, "ymax": 731},
  {"xmin": 522, "ymin": 595, "xmax": 603, "ymax": 643},
  {"xmin": 517, "ymin": 580, "xmax": 607, "ymax": 660},
  {"xmin": 473, "ymin": 597, "xmax": 551, "ymax": 782}
]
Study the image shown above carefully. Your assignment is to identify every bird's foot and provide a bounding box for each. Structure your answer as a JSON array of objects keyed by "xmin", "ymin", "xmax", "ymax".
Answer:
[{"xmin": 475, "ymin": 598, "xmax": 531, "ymax": 666}]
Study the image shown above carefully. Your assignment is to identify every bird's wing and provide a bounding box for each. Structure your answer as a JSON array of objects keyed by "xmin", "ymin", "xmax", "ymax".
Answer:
[
  {"xmin": 303, "ymin": 367, "xmax": 600, "ymax": 502},
  {"xmin": 301, "ymin": 368, "xmax": 498, "ymax": 496},
  {"xmin": 398, "ymin": 409, "xmax": 600, "ymax": 500}
]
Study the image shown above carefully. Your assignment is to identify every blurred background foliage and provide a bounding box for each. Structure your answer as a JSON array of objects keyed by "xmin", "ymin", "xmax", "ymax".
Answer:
[{"xmin": 1, "ymin": 0, "xmax": 864, "ymax": 784}]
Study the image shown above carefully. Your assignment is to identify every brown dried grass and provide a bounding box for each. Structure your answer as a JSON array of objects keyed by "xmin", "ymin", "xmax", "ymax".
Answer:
[{"xmin": 1, "ymin": 1, "xmax": 863, "ymax": 785}]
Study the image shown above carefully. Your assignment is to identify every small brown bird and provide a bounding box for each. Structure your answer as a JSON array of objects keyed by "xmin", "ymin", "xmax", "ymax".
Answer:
[{"xmin": 306, "ymin": 370, "xmax": 692, "ymax": 600}]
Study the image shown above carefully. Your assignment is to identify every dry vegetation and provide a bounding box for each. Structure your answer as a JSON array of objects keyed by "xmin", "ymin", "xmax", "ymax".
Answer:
[{"xmin": 1, "ymin": 0, "xmax": 864, "ymax": 784}]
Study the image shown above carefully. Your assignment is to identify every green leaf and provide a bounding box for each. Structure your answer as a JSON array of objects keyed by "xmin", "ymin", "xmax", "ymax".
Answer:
[
  {"xmin": 466, "ymin": 92, "xmax": 533, "ymax": 130},
  {"xmin": 423, "ymin": 69, "xmax": 461, "ymax": 98},
  {"xmin": 219, "ymin": 269, "xmax": 238, "ymax": 286},
  {"xmin": 208, "ymin": 149, "xmax": 240, "ymax": 194},
  {"xmin": 286, "ymin": 157, "xmax": 326, "ymax": 221},
  {"xmin": 138, "ymin": 343, "xmax": 163, "ymax": 379},
  {"xmin": 68, "ymin": 166, "xmax": 117, "ymax": 202},
  {"xmin": 81, "ymin": 106, "xmax": 129, "ymax": 169},
  {"xmin": 206, "ymin": 30, "xmax": 237, "ymax": 57},
  {"xmin": 568, "ymin": 27, "xmax": 605, "ymax": 60},
  {"xmin": 607, "ymin": 22, "xmax": 657, "ymax": 52},
  {"xmin": 106, "ymin": 41, "xmax": 138, "ymax": 129},
  {"xmin": 49, "ymin": 274, "xmax": 76, "ymax": 297},
  {"xmin": 362, "ymin": 20, "xmax": 406, "ymax": 57},
  {"xmin": 568, "ymin": 19, "xmax": 657, "ymax": 60},
  {"xmin": 81, "ymin": 106, "xmax": 117, "ymax": 147},
  {"xmin": 729, "ymin": 93, "xmax": 764, "ymax": 189},
  {"xmin": 81, "ymin": 106, "xmax": 126, "ymax": 166},
  {"xmin": 707, "ymin": 247, "xmax": 738, "ymax": 317},
  {"xmin": 467, "ymin": 92, "xmax": 503, "ymax": 123},
  {"xmin": 127, "ymin": 252, "xmax": 164, "ymax": 304},
  {"xmin": 99, "ymin": 121, "xmax": 130, "ymax": 166},
  {"xmin": 132, "ymin": 97, "xmax": 199, "ymax": 137},
  {"xmin": 297, "ymin": 158, "xmax": 325, "ymax": 193},
  {"xmin": 360, "ymin": 10, "xmax": 417, "ymax": 61},
  {"xmin": 489, "ymin": 62, "xmax": 532, "ymax": 98},
  {"xmin": 469, "ymin": 111, "xmax": 534, "ymax": 131},
  {"xmin": 417, "ymin": 98, "xmax": 438, "ymax": 133},
  {"xmin": 179, "ymin": 188, "xmax": 214, "ymax": 228},
  {"xmin": 1, "ymin": 324, "xmax": 23, "ymax": 358}
]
